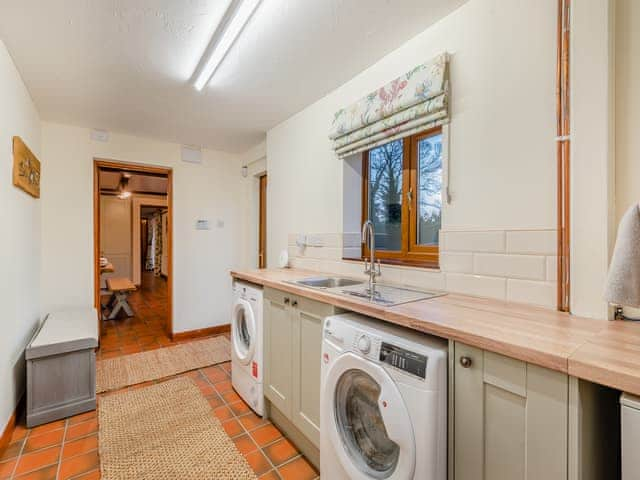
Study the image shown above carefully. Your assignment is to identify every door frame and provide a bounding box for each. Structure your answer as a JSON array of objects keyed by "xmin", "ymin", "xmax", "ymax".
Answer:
[
  {"xmin": 93, "ymin": 158, "xmax": 174, "ymax": 339},
  {"xmin": 258, "ymin": 174, "xmax": 267, "ymax": 268}
]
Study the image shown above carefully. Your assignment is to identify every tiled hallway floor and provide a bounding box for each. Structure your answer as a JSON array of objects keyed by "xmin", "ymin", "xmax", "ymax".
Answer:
[
  {"xmin": 1, "ymin": 276, "xmax": 319, "ymax": 479},
  {"xmin": 98, "ymin": 272, "xmax": 172, "ymax": 358}
]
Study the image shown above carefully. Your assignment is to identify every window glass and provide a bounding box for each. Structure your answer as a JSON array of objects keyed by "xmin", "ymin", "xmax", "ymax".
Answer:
[
  {"xmin": 416, "ymin": 133, "xmax": 443, "ymax": 245},
  {"xmin": 367, "ymin": 140, "xmax": 403, "ymax": 251}
]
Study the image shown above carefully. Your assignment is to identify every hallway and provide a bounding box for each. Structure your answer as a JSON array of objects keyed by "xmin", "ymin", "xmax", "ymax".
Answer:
[{"xmin": 98, "ymin": 272, "xmax": 169, "ymax": 359}]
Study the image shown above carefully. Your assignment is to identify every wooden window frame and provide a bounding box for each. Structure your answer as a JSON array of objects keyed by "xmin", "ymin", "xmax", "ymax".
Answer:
[{"xmin": 361, "ymin": 127, "xmax": 442, "ymax": 269}]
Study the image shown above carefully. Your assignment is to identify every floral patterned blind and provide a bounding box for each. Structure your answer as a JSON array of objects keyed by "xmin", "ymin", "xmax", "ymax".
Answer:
[{"xmin": 330, "ymin": 53, "xmax": 449, "ymax": 158}]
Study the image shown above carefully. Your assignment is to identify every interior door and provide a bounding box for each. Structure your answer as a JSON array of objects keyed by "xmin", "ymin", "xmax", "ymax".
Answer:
[
  {"xmin": 258, "ymin": 174, "xmax": 267, "ymax": 268},
  {"xmin": 100, "ymin": 195, "xmax": 132, "ymax": 287}
]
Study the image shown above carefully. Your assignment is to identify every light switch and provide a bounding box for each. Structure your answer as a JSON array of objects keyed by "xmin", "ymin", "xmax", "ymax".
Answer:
[{"xmin": 195, "ymin": 219, "xmax": 210, "ymax": 230}]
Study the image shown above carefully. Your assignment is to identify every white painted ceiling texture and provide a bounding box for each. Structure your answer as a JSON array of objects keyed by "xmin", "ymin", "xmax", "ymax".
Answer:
[{"xmin": 0, "ymin": 0, "xmax": 466, "ymax": 153}]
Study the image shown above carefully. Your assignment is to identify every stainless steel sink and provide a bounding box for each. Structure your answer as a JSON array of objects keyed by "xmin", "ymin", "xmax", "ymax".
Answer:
[
  {"xmin": 335, "ymin": 283, "xmax": 445, "ymax": 306},
  {"xmin": 293, "ymin": 276, "xmax": 364, "ymax": 289},
  {"xmin": 290, "ymin": 276, "xmax": 445, "ymax": 306}
]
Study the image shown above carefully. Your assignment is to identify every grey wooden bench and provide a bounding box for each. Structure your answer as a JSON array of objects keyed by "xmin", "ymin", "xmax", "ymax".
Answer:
[{"xmin": 26, "ymin": 308, "xmax": 99, "ymax": 427}]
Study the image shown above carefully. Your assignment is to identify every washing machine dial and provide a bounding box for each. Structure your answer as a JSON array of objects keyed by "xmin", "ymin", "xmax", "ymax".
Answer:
[{"xmin": 356, "ymin": 334, "xmax": 372, "ymax": 354}]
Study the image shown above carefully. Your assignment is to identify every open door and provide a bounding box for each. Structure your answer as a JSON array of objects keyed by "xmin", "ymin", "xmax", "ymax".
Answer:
[{"xmin": 259, "ymin": 174, "xmax": 267, "ymax": 268}]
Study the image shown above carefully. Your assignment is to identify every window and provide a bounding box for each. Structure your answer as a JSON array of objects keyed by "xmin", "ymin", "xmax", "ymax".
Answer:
[{"xmin": 362, "ymin": 127, "xmax": 443, "ymax": 268}]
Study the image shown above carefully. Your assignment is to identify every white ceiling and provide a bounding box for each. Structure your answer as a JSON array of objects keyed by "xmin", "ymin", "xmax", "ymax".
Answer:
[{"xmin": 0, "ymin": 0, "xmax": 466, "ymax": 153}]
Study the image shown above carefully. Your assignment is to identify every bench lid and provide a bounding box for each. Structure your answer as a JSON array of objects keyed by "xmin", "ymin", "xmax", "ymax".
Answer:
[{"xmin": 27, "ymin": 308, "xmax": 99, "ymax": 359}]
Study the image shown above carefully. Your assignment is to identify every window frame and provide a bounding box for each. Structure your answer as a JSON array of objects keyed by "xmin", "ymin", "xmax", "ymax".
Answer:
[{"xmin": 361, "ymin": 127, "xmax": 442, "ymax": 269}]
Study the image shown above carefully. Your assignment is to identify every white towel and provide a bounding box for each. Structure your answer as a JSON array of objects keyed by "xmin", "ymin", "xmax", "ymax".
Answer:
[{"xmin": 605, "ymin": 203, "xmax": 640, "ymax": 307}]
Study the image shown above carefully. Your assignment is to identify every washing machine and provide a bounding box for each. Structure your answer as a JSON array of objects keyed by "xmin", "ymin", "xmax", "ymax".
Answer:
[
  {"xmin": 320, "ymin": 312, "xmax": 447, "ymax": 480},
  {"xmin": 231, "ymin": 280, "xmax": 264, "ymax": 416}
]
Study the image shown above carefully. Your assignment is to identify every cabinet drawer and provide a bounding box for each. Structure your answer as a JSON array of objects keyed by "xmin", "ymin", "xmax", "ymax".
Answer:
[{"xmin": 265, "ymin": 287, "xmax": 295, "ymax": 305}]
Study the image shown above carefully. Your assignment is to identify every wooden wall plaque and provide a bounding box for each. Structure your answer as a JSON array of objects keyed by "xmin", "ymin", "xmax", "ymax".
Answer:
[{"xmin": 12, "ymin": 136, "xmax": 40, "ymax": 198}]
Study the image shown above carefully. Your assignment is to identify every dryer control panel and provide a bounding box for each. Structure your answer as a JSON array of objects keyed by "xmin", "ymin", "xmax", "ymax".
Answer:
[{"xmin": 380, "ymin": 342, "xmax": 428, "ymax": 380}]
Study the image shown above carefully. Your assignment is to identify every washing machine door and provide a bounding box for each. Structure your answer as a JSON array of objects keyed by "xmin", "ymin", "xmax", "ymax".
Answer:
[
  {"xmin": 232, "ymin": 299, "xmax": 256, "ymax": 365},
  {"xmin": 325, "ymin": 352, "xmax": 416, "ymax": 480}
]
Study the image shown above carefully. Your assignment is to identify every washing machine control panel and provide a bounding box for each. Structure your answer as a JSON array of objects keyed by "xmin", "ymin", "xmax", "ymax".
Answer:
[{"xmin": 379, "ymin": 342, "xmax": 428, "ymax": 379}]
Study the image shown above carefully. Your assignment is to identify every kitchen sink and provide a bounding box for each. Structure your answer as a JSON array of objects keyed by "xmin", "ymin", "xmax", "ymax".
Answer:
[
  {"xmin": 290, "ymin": 276, "xmax": 445, "ymax": 306},
  {"xmin": 293, "ymin": 276, "xmax": 364, "ymax": 289}
]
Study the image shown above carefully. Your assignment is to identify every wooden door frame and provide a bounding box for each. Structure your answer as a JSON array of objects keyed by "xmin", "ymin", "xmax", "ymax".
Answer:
[
  {"xmin": 259, "ymin": 174, "xmax": 267, "ymax": 268},
  {"xmin": 93, "ymin": 159, "xmax": 174, "ymax": 339},
  {"xmin": 556, "ymin": 0, "xmax": 571, "ymax": 311}
]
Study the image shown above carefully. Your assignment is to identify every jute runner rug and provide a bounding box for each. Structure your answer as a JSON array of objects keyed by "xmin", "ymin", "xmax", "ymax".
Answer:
[
  {"xmin": 99, "ymin": 377, "xmax": 256, "ymax": 480},
  {"xmin": 96, "ymin": 336, "xmax": 231, "ymax": 393}
]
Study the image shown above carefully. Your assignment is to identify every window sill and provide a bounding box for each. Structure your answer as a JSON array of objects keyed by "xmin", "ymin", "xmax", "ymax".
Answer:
[{"xmin": 341, "ymin": 257, "xmax": 441, "ymax": 272}]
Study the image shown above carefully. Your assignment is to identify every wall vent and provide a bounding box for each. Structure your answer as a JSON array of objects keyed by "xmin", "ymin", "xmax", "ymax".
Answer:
[
  {"xmin": 181, "ymin": 145, "xmax": 202, "ymax": 164},
  {"xmin": 90, "ymin": 129, "xmax": 109, "ymax": 142}
]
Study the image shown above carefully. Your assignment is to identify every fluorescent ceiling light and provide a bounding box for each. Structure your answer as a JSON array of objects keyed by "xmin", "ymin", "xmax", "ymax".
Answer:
[{"xmin": 194, "ymin": 0, "xmax": 262, "ymax": 91}]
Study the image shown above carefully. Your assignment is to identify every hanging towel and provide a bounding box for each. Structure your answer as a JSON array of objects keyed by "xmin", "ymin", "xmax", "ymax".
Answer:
[{"xmin": 605, "ymin": 203, "xmax": 640, "ymax": 308}]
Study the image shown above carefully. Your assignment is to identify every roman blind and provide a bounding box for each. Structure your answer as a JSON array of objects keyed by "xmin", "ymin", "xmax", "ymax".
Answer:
[{"xmin": 329, "ymin": 53, "xmax": 449, "ymax": 158}]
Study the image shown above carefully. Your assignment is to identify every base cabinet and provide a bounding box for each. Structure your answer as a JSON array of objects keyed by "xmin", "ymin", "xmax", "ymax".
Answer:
[
  {"xmin": 451, "ymin": 341, "xmax": 620, "ymax": 480},
  {"xmin": 452, "ymin": 342, "xmax": 568, "ymax": 480},
  {"xmin": 263, "ymin": 287, "xmax": 341, "ymax": 449}
]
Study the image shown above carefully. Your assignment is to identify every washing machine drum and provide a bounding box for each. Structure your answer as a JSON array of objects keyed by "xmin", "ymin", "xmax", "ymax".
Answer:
[
  {"xmin": 326, "ymin": 353, "xmax": 416, "ymax": 480},
  {"xmin": 232, "ymin": 299, "xmax": 256, "ymax": 365}
]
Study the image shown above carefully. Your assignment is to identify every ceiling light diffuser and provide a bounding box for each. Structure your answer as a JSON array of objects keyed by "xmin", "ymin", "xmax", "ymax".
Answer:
[{"xmin": 194, "ymin": 0, "xmax": 262, "ymax": 91}]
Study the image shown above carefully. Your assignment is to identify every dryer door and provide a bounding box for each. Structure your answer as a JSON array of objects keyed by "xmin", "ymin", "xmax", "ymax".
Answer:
[
  {"xmin": 232, "ymin": 299, "xmax": 256, "ymax": 365},
  {"xmin": 325, "ymin": 352, "xmax": 416, "ymax": 480}
]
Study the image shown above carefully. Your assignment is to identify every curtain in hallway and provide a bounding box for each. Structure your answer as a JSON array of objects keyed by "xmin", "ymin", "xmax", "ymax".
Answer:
[{"xmin": 145, "ymin": 214, "xmax": 163, "ymax": 276}]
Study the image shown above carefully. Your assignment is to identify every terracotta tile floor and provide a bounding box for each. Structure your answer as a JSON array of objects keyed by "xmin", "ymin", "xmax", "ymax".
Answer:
[
  {"xmin": 98, "ymin": 272, "xmax": 172, "ymax": 359},
  {"xmin": 0, "ymin": 274, "xmax": 319, "ymax": 479}
]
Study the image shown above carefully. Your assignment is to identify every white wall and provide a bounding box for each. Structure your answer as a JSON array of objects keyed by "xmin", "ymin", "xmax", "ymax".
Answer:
[
  {"xmin": 0, "ymin": 40, "xmax": 42, "ymax": 432},
  {"xmin": 266, "ymin": 0, "xmax": 559, "ymax": 307},
  {"xmin": 40, "ymin": 123, "xmax": 245, "ymax": 333},
  {"xmin": 570, "ymin": 0, "xmax": 616, "ymax": 319},
  {"xmin": 615, "ymin": 0, "xmax": 639, "ymax": 222}
]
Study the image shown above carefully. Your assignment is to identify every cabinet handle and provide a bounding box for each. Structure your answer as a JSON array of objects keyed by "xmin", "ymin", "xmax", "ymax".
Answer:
[
  {"xmin": 284, "ymin": 297, "xmax": 290, "ymax": 305},
  {"xmin": 459, "ymin": 356, "xmax": 473, "ymax": 368},
  {"xmin": 291, "ymin": 300, "xmax": 298, "ymax": 307}
]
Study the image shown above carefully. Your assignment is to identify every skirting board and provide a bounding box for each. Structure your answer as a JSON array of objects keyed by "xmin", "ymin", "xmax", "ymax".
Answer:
[
  {"xmin": 0, "ymin": 397, "xmax": 22, "ymax": 458},
  {"xmin": 171, "ymin": 324, "xmax": 230, "ymax": 342}
]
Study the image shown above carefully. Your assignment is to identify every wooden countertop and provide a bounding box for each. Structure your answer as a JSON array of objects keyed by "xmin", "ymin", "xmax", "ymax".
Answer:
[{"xmin": 231, "ymin": 268, "xmax": 640, "ymax": 395}]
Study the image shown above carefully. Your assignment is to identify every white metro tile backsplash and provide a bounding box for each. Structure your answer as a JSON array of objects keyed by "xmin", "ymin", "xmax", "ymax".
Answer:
[
  {"xmin": 440, "ymin": 230, "xmax": 505, "ymax": 252},
  {"xmin": 473, "ymin": 253, "xmax": 546, "ymax": 280},
  {"xmin": 505, "ymin": 230, "xmax": 556, "ymax": 255},
  {"xmin": 286, "ymin": 228, "xmax": 558, "ymax": 308}
]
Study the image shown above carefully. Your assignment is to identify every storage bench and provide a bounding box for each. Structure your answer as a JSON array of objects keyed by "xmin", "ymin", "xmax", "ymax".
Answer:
[{"xmin": 26, "ymin": 308, "xmax": 99, "ymax": 427}]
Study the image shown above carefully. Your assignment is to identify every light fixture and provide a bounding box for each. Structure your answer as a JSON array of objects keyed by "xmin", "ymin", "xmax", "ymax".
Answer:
[
  {"xmin": 117, "ymin": 174, "xmax": 132, "ymax": 199},
  {"xmin": 193, "ymin": 0, "xmax": 262, "ymax": 91},
  {"xmin": 242, "ymin": 165, "xmax": 248, "ymax": 177}
]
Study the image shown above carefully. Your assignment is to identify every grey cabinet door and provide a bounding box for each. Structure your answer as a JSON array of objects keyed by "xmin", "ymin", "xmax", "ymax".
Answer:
[
  {"xmin": 453, "ymin": 342, "xmax": 568, "ymax": 480},
  {"xmin": 291, "ymin": 296, "xmax": 336, "ymax": 447},
  {"xmin": 264, "ymin": 289, "xmax": 294, "ymax": 417}
]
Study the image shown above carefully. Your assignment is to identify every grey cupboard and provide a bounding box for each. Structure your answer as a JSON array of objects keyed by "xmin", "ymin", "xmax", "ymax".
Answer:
[
  {"xmin": 451, "ymin": 341, "xmax": 619, "ymax": 480},
  {"xmin": 451, "ymin": 342, "xmax": 568, "ymax": 480},
  {"xmin": 263, "ymin": 287, "xmax": 342, "ymax": 467}
]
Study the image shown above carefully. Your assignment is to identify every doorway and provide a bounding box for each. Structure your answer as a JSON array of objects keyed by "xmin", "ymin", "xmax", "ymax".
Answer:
[
  {"xmin": 93, "ymin": 159, "xmax": 173, "ymax": 347},
  {"xmin": 259, "ymin": 174, "xmax": 267, "ymax": 268}
]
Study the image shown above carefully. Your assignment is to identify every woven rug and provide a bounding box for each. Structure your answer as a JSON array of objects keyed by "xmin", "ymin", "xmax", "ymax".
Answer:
[
  {"xmin": 97, "ymin": 336, "xmax": 231, "ymax": 393},
  {"xmin": 99, "ymin": 377, "xmax": 256, "ymax": 480}
]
